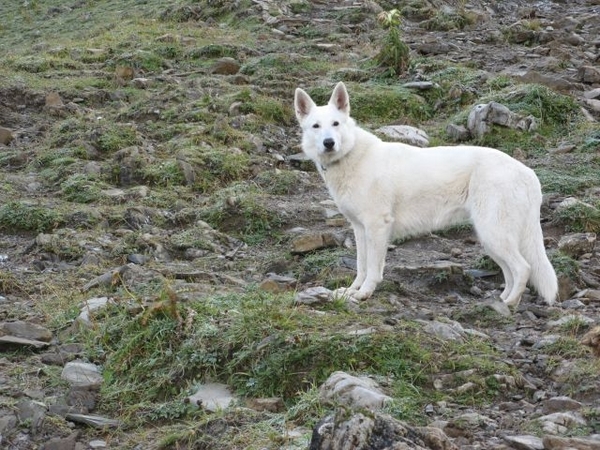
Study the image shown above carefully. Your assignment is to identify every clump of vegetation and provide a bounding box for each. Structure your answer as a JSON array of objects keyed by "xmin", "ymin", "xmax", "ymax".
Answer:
[
  {"xmin": 554, "ymin": 199, "xmax": 600, "ymax": 233},
  {"xmin": 0, "ymin": 201, "xmax": 61, "ymax": 233},
  {"xmin": 60, "ymin": 174, "xmax": 104, "ymax": 203},
  {"xmin": 424, "ymin": 9, "xmax": 477, "ymax": 31},
  {"xmin": 83, "ymin": 288, "xmax": 513, "ymax": 423},
  {"xmin": 550, "ymin": 252, "xmax": 580, "ymax": 281},
  {"xmin": 199, "ymin": 182, "xmax": 283, "ymax": 243},
  {"xmin": 375, "ymin": 9, "xmax": 410, "ymax": 76}
]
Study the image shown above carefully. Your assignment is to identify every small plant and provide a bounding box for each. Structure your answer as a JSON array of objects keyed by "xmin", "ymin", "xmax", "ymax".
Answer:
[{"xmin": 376, "ymin": 9, "xmax": 410, "ymax": 76}]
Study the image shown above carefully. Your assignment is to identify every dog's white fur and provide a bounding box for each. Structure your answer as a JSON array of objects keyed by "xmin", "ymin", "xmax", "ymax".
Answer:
[{"xmin": 294, "ymin": 82, "xmax": 558, "ymax": 307}]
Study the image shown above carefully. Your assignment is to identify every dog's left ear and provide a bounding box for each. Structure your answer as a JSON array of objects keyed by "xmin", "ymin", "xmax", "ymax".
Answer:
[{"xmin": 329, "ymin": 82, "xmax": 350, "ymax": 115}]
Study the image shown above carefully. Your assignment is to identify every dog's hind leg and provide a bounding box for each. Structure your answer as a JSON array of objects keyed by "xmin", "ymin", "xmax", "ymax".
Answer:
[{"xmin": 476, "ymin": 224, "xmax": 531, "ymax": 307}]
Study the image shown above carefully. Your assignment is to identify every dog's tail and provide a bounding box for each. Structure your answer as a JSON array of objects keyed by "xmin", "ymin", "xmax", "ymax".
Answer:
[{"xmin": 522, "ymin": 222, "xmax": 558, "ymax": 305}]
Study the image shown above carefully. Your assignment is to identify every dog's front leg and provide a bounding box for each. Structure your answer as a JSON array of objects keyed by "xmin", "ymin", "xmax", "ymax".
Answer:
[
  {"xmin": 354, "ymin": 219, "xmax": 393, "ymax": 300},
  {"xmin": 349, "ymin": 221, "xmax": 367, "ymax": 291}
]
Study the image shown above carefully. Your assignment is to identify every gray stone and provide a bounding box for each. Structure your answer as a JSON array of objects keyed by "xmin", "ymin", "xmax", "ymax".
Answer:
[
  {"xmin": 210, "ymin": 57, "xmax": 241, "ymax": 75},
  {"xmin": 543, "ymin": 396, "xmax": 582, "ymax": 414},
  {"xmin": 259, "ymin": 273, "xmax": 297, "ymax": 293},
  {"xmin": 0, "ymin": 126, "xmax": 14, "ymax": 145},
  {"xmin": 557, "ymin": 233, "xmax": 597, "ymax": 258},
  {"xmin": 0, "ymin": 320, "xmax": 52, "ymax": 342},
  {"xmin": 503, "ymin": 435, "xmax": 544, "ymax": 450},
  {"xmin": 446, "ymin": 123, "xmax": 470, "ymax": 142},
  {"xmin": 65, "ymin": 413, "xmax": 121, "ymax": 429},
  {"xmin": 309, "ymin": 410, "xmax": 458, "ymax": 450},
  {"xmin": 295, "ymin": 287, "xmax": 333, "ymax": 306},
  {"xmin": 77, "ymin": 296, "xmax": 114, "ymax": 326},
  {"xmin": 542, "ymin": 435, "xmax": 600, "ymax": 449},
  {"xmin": 319, "ymin": 371, "xmax": 392, "ymax": 410},
  {"xmin": 376, "ymin": 125, "xmax": 430, "ymax": 147},
  {"xmin": 61, "ymin": 361, "xmax": 103, "ymax": 389},
  {"xmin": 186, "ymin": 383, "xmax": 235, "ymax": 412},
  {"xmin": 579, "ymin": 65, "xmax": 600, "ymax": 84},
  {"xmin": 41, "ymin": 433, "xmax": 78, "ymax": 450},
  {"xmin": 419, "ymin": 319, "xmax": 465, "ymax": 341},
  {"xmin": 16, "ymin": 398, "xmax": 47, "ymax": 433}
]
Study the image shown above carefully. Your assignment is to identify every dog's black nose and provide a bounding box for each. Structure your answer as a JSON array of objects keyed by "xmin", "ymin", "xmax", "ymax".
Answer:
[{"xmin": 323, "ymin": 138, "xmax": 335, "ymax": 151}]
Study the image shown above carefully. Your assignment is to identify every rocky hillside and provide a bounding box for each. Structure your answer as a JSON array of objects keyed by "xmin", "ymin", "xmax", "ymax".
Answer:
[{"xmin": 0, "ymin": 0, "xmax": 600, "ymax": 449}]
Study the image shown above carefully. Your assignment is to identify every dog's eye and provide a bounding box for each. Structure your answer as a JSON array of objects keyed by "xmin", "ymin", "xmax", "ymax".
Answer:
[
  {"xmin": 312, "ymin": 123, "xmax": 320, "ymax": 129},
  {"xmin": 333, "ymin": 121, "xmax": 339, "ymax": 126}
]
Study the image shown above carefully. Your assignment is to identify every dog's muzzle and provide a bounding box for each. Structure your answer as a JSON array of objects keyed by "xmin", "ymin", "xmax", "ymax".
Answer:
[{"xmin": 323, "ymin": 138, "xmax": 335, "ymax": 152}]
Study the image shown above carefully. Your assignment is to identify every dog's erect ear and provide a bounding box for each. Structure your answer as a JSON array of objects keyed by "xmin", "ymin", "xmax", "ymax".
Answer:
[
  {"xmin": 294, "ymin": 88, "xmax": 316, "ymax": 122},
  {"xmin": 329, "ymin": 82, "xmax": 350, "ymax": 116}
]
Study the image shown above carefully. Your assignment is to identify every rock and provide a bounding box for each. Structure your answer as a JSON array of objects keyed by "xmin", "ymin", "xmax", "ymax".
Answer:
[
  {"xmin": 467, "ymin": 101, "xmax": 537, "ymax": 139},
  {"xmin": 295, "ymin": 287, "xmax": 334, "ymax": 306},
  {"xmin": 61, "ymin": 361, "xmax": 103, "ymax": 389},
  {"xmin": 186, "ymin": 383, "xmax": 235, "ymax": 412},
  {"xmin": 542, "ymin": 396, "xmax": 582, "ymax": 414},
  {"xmin": 81, "ymin": 264, "xmax": 132, "ymax": 291},
  {"xmin": 65, "ymin": 413, "xmax": 121, "ymax": 429},
  {"xmin": 131, "ymin": 77, "xmax": 151, "ymax": 88},
  {"xmin": 16, "ymin": 398, "xmax": 47, "ymax": 433},
  {"xmin": 45, "ymin": 91, "xmax": 64, "ymax": 108},
  {"xmin": 77, "ymin": 296, "xmax": 114, "ymax": 326},
  {"xmin": 581, "ymin": 326, "xmax": 600, "ymax": 357},
  {"xmin": 114, "ymin": 66, "xmax": 135, "ymax": 85},
  {"xmin": 542, "ymin": 435, "xmax": 600, "ymax": 449},
  {"xmin": 210, "ymin": 57, "xmax": 241, "ymax": 75},
  {"xmin": 402, "ymin": 81, "xmax": 437, "ymax": 90},
  {"xmin": 309, "ymin": 410, "xmax": 458, "ymax": 450},
  {"xmin": 584, "ymin": 88, "xmax": 600, "ymax": 100},
  {"xmin": 536, "ymin": 411, "xmax": 587, "ymax": 429},
  {"xmin": 579, "ymin": 65, "xmax": 600, "ymax": 84},
  {"xmin": 89, "ymin": 440, "xmax": 108, "ymax": 449},
  {"xmin": 446, "ymin": 123, "xmax": 470, "ymax": 142},
  {"xmin": 259, "ymin": 273, "xmax": 297, "ymax": 293},
  {"xmin": 318, "ymin": 371, "xmax": 392, "ymax": 410},
  {"xmin": 376, "ymin": 125, "xmax": 430, "ymax": 147},
  {"xmin": 0, "ymin": 320, "xmax": 52, "ymax": 342},
  {"xmin": 0, "ymin": 335, "xmax": 51, "ymax": 349},
  {"xmin": 419, "ymin": 319, "xmax": 465, "ymax": 341},
  {"xmin": 41, "ymin": 432, "xmax": 78, "ymax": 450},
  {"xmin": 557, "ymin": 233, "xmax": 597, "ymax": 258},
  {"xmin": 0, "ymin": 126, "xmax": 14, "ymax": 145},
  {"xmin": 503, "ymin": 435, "xmax": 544, "ymax": 450},
  {"xmin": 507, "ymin": 69, "xmax": 577, "ymax": 92},
  {"xmin": 483, "ymin": 298, "xmax": 512, "ymax": 317},
  {"xmin": 548, "ymin": 314, "xmax": 595, "ymax": 329},
  {"xmin": 291, "ymin": 232, "xmax": 341, "ymax": 254}
]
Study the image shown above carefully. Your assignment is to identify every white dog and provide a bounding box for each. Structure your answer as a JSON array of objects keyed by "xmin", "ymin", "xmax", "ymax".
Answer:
[{"xmin": 294, "ymin": 82, "xmax": 558, "ymax": 307}]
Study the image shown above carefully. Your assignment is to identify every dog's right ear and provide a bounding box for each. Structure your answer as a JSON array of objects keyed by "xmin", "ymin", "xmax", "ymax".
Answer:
[{"xmin": 294, "ymin": 88, "xmax": 316, "ymax": 122}]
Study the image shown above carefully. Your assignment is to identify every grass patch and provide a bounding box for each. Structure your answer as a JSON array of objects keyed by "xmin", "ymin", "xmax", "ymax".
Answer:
[
  {"xmin": 554, "ymin": 199, "xmax": 600, "ymax": 233},
  {"xmin": 549, "ymin": 252, "xmax": 579, "ymax": 280},
  {"xmin": 199, "ymin": 182, "xmax": 283, "ymax": 244},
  {"xmin": 80, "ymin": 287, "xmax": 517, "ymax": 424},
  {"xmin": 0, "ymin": 201, "xmax": 61, "ymax": 233}
]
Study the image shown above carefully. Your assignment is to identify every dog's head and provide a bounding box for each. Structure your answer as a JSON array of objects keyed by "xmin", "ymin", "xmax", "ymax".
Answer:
[{"xmin": 294, "ymin": 82, "xmax": 356, "ymax": 166}]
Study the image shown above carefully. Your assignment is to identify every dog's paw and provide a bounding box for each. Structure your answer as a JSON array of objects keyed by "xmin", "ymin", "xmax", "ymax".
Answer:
[
  {"xmin": 333, "ymin": 287, "xmax": 373, "ymax": 301},
  {"xmin": 332, "ymin": 287, "xmax": 359, "ymax": 301}
]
